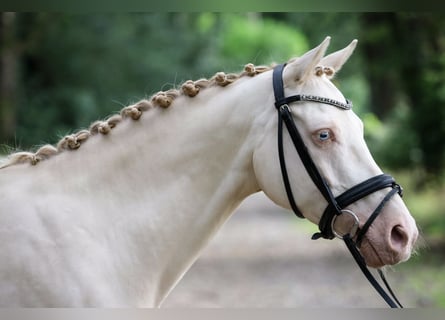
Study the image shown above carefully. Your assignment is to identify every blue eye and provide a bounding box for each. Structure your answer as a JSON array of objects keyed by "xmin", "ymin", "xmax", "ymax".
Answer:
[{"xmin": 319, "ymin": 130, "xmax": 331, "ymax": 141}]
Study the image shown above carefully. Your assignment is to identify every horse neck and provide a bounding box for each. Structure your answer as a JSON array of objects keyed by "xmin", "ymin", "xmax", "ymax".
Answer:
[{"xmin": 41, "ymin": 73, "xmax": 272, "ymax": 305}]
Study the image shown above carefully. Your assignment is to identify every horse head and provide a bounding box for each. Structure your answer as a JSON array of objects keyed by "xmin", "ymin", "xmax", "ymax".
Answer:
[{"xmin": 254, "ymin": 37, "xmax": 418, "ymax": 269}]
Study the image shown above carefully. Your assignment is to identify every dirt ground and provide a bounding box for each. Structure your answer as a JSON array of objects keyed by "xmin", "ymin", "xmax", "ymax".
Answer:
[{"xmin": 162, "ymin": 192, "xmax": 423, "ymax": 308}]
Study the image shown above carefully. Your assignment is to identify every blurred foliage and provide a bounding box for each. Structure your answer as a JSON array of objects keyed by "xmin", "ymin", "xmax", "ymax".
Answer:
[
  {"xmin": 359, "ymin": 13, "xmax": 445, "ymax": 180},
  {"xmin": 0, "ymin": 13, "xmax": 309, "ymax": 149},
  {"xmin": 219, "ymin": 14, "xmax": 308, "ymax": 66},
  {"xmin": 1, "ymin": 13, "xmax": 445, "ymax": 245}
]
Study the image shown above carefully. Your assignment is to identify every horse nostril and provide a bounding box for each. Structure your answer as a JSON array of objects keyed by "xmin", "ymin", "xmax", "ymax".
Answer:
[{"xmin": 390, "ymin": 225, "xmax": 409, "ymax": 251}]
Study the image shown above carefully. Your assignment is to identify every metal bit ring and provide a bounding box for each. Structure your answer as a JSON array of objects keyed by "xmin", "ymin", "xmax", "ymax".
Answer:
[{"xmin": 331, "ymin": 209, "xmax": 360, "ymax": 239}]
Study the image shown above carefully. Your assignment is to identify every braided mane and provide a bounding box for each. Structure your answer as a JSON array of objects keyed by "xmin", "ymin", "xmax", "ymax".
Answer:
[{"xmin": 0, "ymin": 63, "xmax": 272, "ymax": 169}]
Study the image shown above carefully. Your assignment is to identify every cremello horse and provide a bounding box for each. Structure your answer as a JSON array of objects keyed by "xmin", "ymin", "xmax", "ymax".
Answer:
[{"xmin": 0, "ymin": 37, "xmax": 418, "ymax": 307}]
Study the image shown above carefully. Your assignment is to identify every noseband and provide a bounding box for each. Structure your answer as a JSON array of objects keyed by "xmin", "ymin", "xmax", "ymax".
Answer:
[{"xmin": 273, "ymin": 63, "xmax": 403, "ymax": 308}]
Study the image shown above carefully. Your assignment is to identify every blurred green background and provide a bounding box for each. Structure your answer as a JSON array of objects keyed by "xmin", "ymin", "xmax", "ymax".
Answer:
[{"xmin": 0, "ymin": 12, "xmax": 444, "ymax": 306}]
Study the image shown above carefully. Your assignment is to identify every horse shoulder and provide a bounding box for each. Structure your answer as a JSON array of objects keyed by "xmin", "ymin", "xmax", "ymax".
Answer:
[{"xmin": 0, "ymin": 168, "xmax": 126, "ymax": 306}]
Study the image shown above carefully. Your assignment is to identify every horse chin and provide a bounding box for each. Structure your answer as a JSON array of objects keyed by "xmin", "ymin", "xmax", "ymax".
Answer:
[{"xmin": 359, "ymin": 237, "xmax": 403, "ymax": 269}]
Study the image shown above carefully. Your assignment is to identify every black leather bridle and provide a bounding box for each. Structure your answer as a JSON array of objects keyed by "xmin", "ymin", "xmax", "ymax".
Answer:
[{"xmin": 273, "ymin": 63, "xmax": 404, "ymax": 308}]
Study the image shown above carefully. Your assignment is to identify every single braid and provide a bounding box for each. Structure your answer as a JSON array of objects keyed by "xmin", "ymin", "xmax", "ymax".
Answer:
[
  {"xmin": 243, "ymin": 63, "xmax": 270, "ymax": 77},
  {"xmin": 244, "ymin": 63, "xmax": 256, "ymax": 76},
  {"xmin": 98, "ymin": 122, "xmax": 111, "ymax": 135},
  {"xmin": 151, "ymin": 89, "xmax": 180, "ymax": 108},
  {"xmin": 121, "ymin": 107, "xmax": 142, "ymax": 120},
  {"xmin": 35, "ymin": 144, "xmax": 58, "ymax": 160},
  {"xmin": 315, "ymin": 66, "xmax": 324, "ymax": 76},
  {"xmin": 57, "ymin": 130, "xmax": 90, "ymax": 150},
  {"xmin": 315, "ymin": 65, "xmax": 335, "ymax": 77},
  {"xmin": 181, "ymin": 80, "xmax": 200, "ymax": 97},
  {"xmin": 120, "ymin": 100, "xmax": 152, "ymax": 120},
  {"xmin": 323, "ymin": 66, "xmax": 335, "ymax": 77},
  {"xmin": 213, "ymin": 72, "xmax": 238, "ymax": 87}
]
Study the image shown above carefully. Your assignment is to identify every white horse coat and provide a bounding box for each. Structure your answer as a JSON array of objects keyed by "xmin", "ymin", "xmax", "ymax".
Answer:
[{"xmin": 0, "ymin": 37, "xmax": 418, "ymax": 307}]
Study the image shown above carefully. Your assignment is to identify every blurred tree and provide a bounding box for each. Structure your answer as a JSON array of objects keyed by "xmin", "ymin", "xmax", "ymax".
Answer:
[
  {"xmin": 399, "ymin": 14, "xmax": 445, "ymax": 178},
  {"xmin": 359, "ymin": 13, "xmax": 401, "ymax": 119},
  {"xmin": 0, "ymin": 13, "xmax": 308, "ymax": 150},
  {"xmin": 218, "ymin": 13, "xmax": 308, "ymax": 67},
  {"xmin": 360, "ymin": 13, "xmax": 445, "ymax": 178},
  {"xmin": 10, "ymin": 13, "xmax": 222, "ymax": 148},
  {"xmin": 0, "ymin": 12, "xmax": 18, "ymax": 147}
]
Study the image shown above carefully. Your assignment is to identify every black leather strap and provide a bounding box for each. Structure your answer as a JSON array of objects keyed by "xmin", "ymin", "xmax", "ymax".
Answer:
[
  {"xmin": 277, "ymin": 108, "xmax": 305, "ymax": 218},
  {"xmin": 273, "ymin": 64, "xmax": 352, "ymax": 111},
  {"xmin": 278, "ymin": 106, "xmax": 341, "ymax": 212},
  {"xmin": 314, "ymin": 174, "xmax": 401, "ymax": 240},
  {"xmin": 274, "ymin": 64, "xmax": 341, "ymax": 219},
  {"xmin": 356, "ymin": 186, "xmax": 401, "ymax": 247},
  {"xmin": 344, "ymin": 235, "xmax": 403, "ymax": 308}
]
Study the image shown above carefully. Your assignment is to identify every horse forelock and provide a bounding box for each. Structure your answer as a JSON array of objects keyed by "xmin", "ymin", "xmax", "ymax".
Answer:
[{"xmin": 0, "ymin": 63, "xmax": 273, "ymax": 169}]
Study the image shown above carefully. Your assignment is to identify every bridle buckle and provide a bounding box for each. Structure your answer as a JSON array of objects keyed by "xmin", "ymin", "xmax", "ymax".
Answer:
[{"xmin": 279, "ymin": 104, "xmax": 291, "ymax": 113}]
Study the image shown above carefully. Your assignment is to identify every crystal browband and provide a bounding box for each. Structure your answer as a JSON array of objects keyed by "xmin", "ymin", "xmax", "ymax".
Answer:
[
  {"xmin": 298, "ymin": 94, "xmax": 353, "ymax": 110},
  {"xmin": 275, "ymin": 94, "xmax": 353, "ymax": 111}
]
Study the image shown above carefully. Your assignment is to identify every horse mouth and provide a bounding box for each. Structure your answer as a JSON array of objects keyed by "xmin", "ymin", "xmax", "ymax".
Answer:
[
  {"xmin": 360, "ymin": 236, "xmax": 396, "ymax": 268},
  {"xmin": 358, "ymin": 222, "xmax": 415, "ymax": 268}
]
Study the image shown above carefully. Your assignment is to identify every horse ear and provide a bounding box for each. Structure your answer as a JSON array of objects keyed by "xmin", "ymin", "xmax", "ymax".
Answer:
[
  {"xmin": 320, "ymin": 39, "xmax": 358, "ymax": 76},
  {"xmin": 283, "ymin": 36, "xmax": 331, "ymax": 84}
]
